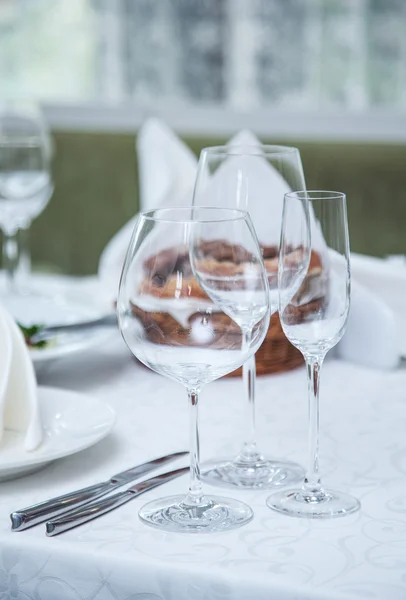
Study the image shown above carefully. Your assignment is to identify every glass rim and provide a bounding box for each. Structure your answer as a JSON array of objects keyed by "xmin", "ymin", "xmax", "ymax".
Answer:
[
  {"xmin": 285, "ymin": 190, "xmax": 346, "ymax": 201},
  {"xmin": 201, "ymin": 144, "xmax": 299, "ymax": 158},
  {"xmin": 140, "ymin": 206, "xmax": 250, "ymax": 224}
]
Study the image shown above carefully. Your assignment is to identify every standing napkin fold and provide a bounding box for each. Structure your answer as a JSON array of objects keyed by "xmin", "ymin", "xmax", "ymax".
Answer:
[
  {"xmin": 98, "ymin": 119, "xmax": 197, "ymax": 298},
  {"xmin": 98, "ymin": 124, "xmax": 260, "ymax": 294},
  {"xmin": 98, "ymin": 118, "xmax": 400, "ymax": 370}
]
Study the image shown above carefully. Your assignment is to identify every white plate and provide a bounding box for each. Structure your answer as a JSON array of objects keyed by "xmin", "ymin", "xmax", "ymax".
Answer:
[
  {"xmin": 0, "ymin": 387, "xmax": 115, "ymax": 481},
  {"xmin": 30, "ymin": 326, "xmax": 113, "ymax": 364},
  {"xmin": 1, "ymin": 274, "xmax": 115, "ymax": 364}
]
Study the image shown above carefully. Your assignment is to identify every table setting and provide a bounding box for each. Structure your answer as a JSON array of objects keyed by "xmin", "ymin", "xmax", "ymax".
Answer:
[{"xmin": 0, "ymin": 114, "xmax": 405, "ymax": 599}]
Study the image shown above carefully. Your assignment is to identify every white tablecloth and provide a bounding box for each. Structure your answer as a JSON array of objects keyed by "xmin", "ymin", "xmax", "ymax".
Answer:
[{"xmin": 1, "ymin": 326, "xmax": 406, "ymax": 600}]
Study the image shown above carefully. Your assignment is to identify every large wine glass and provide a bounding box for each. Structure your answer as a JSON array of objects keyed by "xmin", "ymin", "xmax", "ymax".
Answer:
[
  {"xmin": 267, "ymin": 191, "xmax": 360, "ymax": 518},
  {"xmin": 118, "ymin": 207, "xmax": 270, "ymax": 533},
  {"xmin": 193, "ymin": 144, "xmax": 305, "ymax": 489},
  {"xmin": 0, "ymin": 101, "xmax": 53, "ymax": 296}
]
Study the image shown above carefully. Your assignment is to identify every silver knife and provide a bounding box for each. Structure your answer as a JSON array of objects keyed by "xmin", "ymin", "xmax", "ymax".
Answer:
[
  {"xmin": 46, "ymin": 467, "xmax": 188, "ymax": 536},
  {"xmin": 10, "ymin": 451, "xmax": 187, "ymax": 531}
]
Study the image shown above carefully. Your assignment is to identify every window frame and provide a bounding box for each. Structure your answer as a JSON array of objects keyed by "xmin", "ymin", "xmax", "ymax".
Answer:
[{"xmin": 43, "ymin": 102, "xmax": 406, "ymax": 143}]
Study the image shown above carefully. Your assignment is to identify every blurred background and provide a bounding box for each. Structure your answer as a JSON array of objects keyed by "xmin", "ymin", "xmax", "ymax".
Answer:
[{"xmin": 1, "ymin": 0, "xmax": 405, "ymax": 275}]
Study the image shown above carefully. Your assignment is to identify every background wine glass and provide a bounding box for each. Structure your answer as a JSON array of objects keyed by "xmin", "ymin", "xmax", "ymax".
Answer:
[
  {"xmin": 267, "ymin": 190, "xmax": 360, "ymax": 518},
  {"xmin": 192, "ymin": 144, "xmax": 305, "ymax": 489},
  {"xmin": 0, "ymin": 101, "xmax": 53, "ymax": 296},
  {"xmin": 118, "ymin": 207, "xmax": 270, "ymax": 533}
]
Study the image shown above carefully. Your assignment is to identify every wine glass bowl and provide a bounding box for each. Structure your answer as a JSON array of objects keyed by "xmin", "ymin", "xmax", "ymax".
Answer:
[
  {"xmin": 120, "ymin": 208, "xmax": 270, "ymax": 388},
  {"xmin": 0, "ymin": 137, "xmax": 52, "ymax": 227},
  {"xmin": 118, "ymin": 207, "xmax": 270, "ymax": 532}
]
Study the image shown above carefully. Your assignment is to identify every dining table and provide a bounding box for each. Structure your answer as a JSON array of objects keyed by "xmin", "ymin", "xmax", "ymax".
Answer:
[{"xmin": 1, "ymin": 274, "xmax": 406, "ymax": 600}]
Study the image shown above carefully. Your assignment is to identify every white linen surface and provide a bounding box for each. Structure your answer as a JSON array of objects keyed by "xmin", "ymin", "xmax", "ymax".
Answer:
[
  {"xmin": 1, "ymin": 318, "xmax": 406, "ymax": 600},
  {"xmin": 98, "ymin": 118, "xmax": 401, "ymax": 369}
]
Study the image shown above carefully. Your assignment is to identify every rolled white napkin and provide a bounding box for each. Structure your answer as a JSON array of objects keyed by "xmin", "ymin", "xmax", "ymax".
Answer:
[
  {"xmin": 0, "ymin": 304, "xmax": 43, "ymax": 451},
  {"xmin": 98, "ymin": 118, "xmax": 401, "ymax": 370}
]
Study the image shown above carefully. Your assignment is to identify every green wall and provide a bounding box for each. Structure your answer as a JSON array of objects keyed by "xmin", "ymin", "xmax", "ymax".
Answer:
[{"xmin": 30, "ymin": 131, "xmax": 406, "ymax": 275}]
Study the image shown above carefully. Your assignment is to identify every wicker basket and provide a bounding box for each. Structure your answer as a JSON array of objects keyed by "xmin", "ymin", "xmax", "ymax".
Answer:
[
  {"xmin": 135, "ymin": 242, "xmax": 315, "ymax": 378},
  {"xmin": 226, "ymin": 312, "xmax": 303, "ymax": 377}
]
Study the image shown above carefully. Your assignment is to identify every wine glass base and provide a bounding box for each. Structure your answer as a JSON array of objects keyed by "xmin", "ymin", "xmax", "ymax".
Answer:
[
  {"xmin": 266, "ymin": 488, "xmax": 360, "ymax": 519},
  {"xmin": 139, "ymin": 494, "xmax": 253, "ymax": 533},
  {"xmin": 200, "ymin": 456, "xmax": 304, "ymax": 490}
]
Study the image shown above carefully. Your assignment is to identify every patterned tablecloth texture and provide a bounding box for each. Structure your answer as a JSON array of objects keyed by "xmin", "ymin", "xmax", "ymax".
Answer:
[{"xmin": 1, "ymin": 331, "xmax": 406, "ymax": 600}]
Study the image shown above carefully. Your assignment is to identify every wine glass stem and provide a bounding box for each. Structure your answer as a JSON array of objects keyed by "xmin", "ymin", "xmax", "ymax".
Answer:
[
  {"xmin": 16, "ymin": 225, "xmax": 31, "ymax": 282},
  {"xmin": 236, "ymin": 327, "xmax": 261, "ymax": 464},
  {"xmin": 240, "ymin": 354, "xmax": 259, "ymax": 460},
  {"xmin": 3, "ymin": 227, "xmax": 20, "ymax": 293},
  {"xmin": 185, "ymin": 387, "xmax": 204, "ymax": 506},
  {"xmin": 303, "ymin": 355, "xmax": 325, "ymax": 497}
]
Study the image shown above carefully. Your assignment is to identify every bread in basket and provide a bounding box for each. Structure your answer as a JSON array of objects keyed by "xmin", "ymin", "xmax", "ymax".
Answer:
[{"xmin": 134, "ymin": 241, "xmax": 322, "ymax": 375}]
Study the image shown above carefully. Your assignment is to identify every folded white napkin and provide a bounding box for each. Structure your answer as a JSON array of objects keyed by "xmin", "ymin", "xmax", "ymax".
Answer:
[
  {"xmin": 98, "ymin": 119, "xmax": 197, "ymax": 298},
  {"xmin": 98, "ymin": 124, "xmax": 261, "ymax": 291},
  {"xmin": 0, "ymin": 304, "xmax": 43, "ymax": 451},
  {"xmin": 336, "ymin": 280, "xmax": 399, "ymax": 368},
  {"xmin": 98, "ymin": 118, "xmax": 400, "ymax": 370},
  {"xmin": 350, "ymin": 253, "xmax": 406, "ymax": 358}
]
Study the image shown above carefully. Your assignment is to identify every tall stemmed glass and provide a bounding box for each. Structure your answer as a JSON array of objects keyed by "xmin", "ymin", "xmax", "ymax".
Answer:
[
  {"xmin": 0, "ymin": 102, "xmax": 53, "ymax": 296},
  {"xmin": 193, "ymin": 145, "xmax": 305, "ymax": 489},
  {"xmin": 267, "ymin": 191, "xmax": 360, "ymax": 518},
  {"xmin": 118, "ymin": 207, "xmax": 270, "ymax": 533}
]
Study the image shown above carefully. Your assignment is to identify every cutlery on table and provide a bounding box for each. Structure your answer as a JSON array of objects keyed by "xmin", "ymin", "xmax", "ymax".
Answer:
[
  {"xmin": 46, "ymin": 466, "xmax": 188, "ymax": 536},
  {"xmin": 10, "ymin": 451, "xmax": 187, "ymax": 531},
  {"xmin": 24, "ymin": 313, "xmax": 118, "ymax": 345}
]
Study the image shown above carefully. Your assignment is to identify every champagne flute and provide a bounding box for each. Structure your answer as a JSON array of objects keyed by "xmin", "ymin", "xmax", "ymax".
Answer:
[
  {"xmin": 118, "ymin": 207, "xmax": 270, "ymax": 533},
  {"xmin": 193, "ymin": 144, "xmax": 305, "ymax": 489},
  {"xmin": 267, "ymin": 191, "xmax": 360, "ymax": 518}
]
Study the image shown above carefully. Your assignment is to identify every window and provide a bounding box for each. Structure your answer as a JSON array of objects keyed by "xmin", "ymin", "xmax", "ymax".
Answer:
[{"xmin": 1, "ymin": 0, "xmax": 405, "ymax": 135}]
